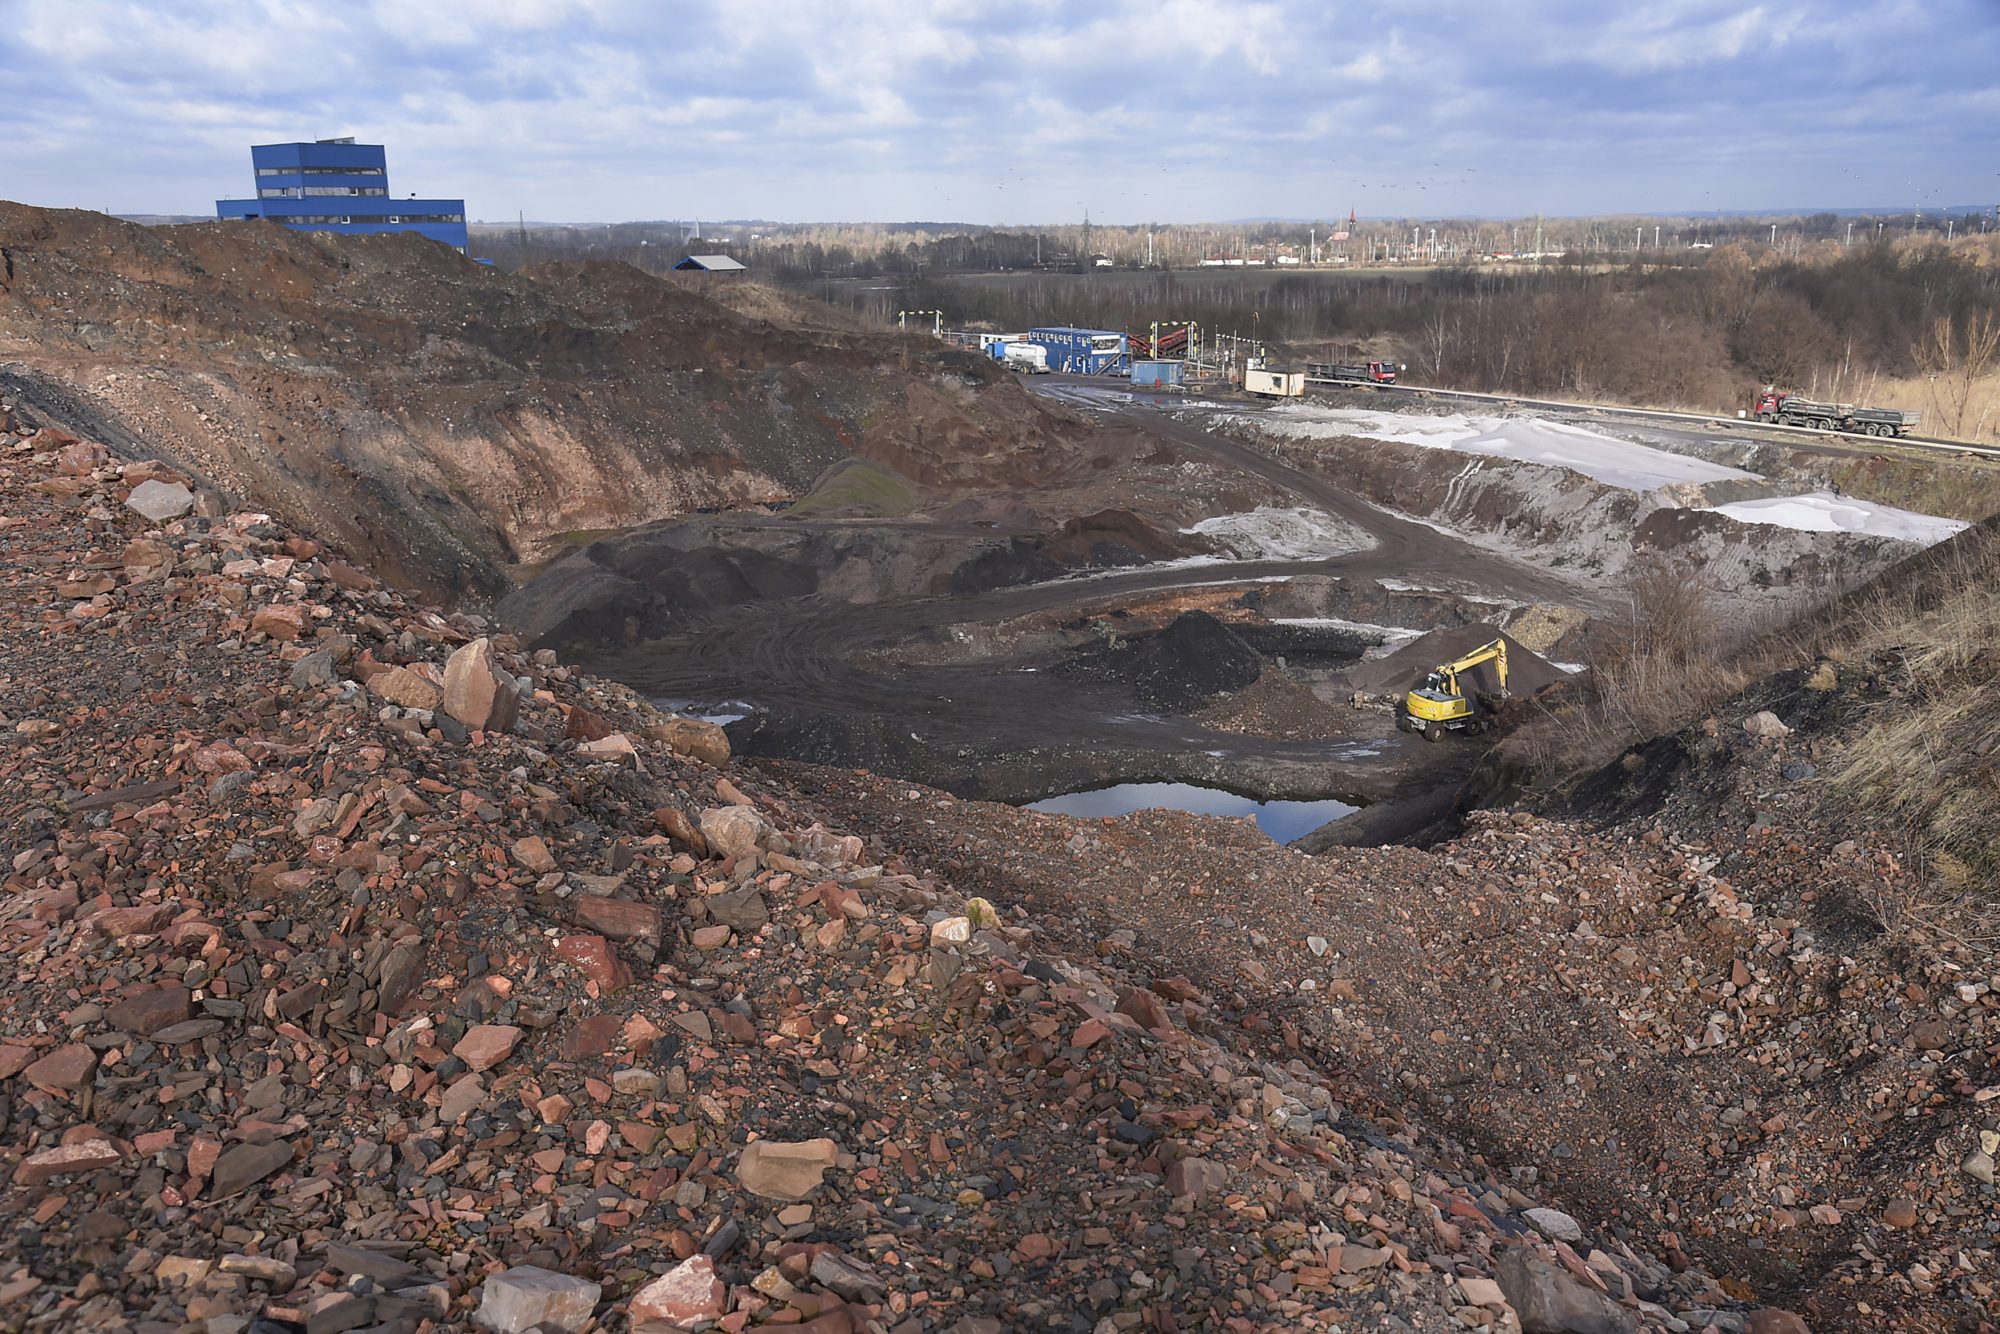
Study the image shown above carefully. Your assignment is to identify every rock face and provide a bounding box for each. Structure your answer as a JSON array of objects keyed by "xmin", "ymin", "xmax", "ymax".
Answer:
[
  {"xmin": 475, "ymin": 1266, "xmax": 600, "ymax": 1334},
  {"xmin": 736, "ymin": 1137, "xmax": 839, "ymax": 1201},
  {"xmin": 124, "ymin": 479, "xmax": 194, "ymax": 521},
  {"xmin": 442, "ymin": 637, "xmax": 519, "ymax": 733},
  {"xmin": 627, "ymin": 1254, "xmax": 724, "ymax": 1329},
  {"xmin": 1495, "ymin": 1248, "xmax": 1637, "ymax": 1334}
]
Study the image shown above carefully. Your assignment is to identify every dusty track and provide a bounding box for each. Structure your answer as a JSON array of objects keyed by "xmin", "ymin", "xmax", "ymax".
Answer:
[{"xmin": 595, "ymin": 390, "xmax": 1602, "ymax": 802}]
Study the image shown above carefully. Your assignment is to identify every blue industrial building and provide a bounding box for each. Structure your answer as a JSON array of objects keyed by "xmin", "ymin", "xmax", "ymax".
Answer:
[
  {"xmin": 1024, "ymin": 327, "xmax": 1129, "ymax": 375},
  {"xmin": 216, "ymin": 138, "xmax": 468, "ymax": 253}
]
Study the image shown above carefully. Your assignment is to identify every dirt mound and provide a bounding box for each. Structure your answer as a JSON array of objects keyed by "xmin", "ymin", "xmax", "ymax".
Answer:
[
  {"xmin": 1064, "ymin": 610, "xmax": 1264, "ymax": 711},
  {"xmin": 1343, "ymin": 622, "xmax": 1569, "ymax": 696},
  {"xmin": 1041, "ymin": 506, "xmax": 1197, "ymax": 566},
  {"xmin": 856, "ymin": 376, "xmax": 1126, "ymax": 493},
  {"xmin": 0, "ymin": 204, "xmax": 1014, "ymax": 602}
]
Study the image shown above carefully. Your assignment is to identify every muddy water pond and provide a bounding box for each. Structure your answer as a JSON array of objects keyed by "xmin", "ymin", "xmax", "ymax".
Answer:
[{"xmin": 1025, "ymin": 781, "xmax": 1357, "ymax": 843}]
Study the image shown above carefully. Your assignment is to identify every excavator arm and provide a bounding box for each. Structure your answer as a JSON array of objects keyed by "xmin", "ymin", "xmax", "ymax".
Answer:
[
  {"xmin": 1400, "ymin": 638, "xmax": 1509, "ymax": 740},
  {"xmin": 1437, "ymin": 639, "xmax": 1507, "ymax": 696}
]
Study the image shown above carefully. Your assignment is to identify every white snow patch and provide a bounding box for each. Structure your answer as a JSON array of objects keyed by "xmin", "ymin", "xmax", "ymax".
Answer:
[
  {"xmin": 1707, "ymin": 492, "xmax": 1968, "ymax": 546},
  {"xmin": 1185, "ymin": 506, "xmax": 1371, "ymax": 560},
  {"xmin": 1239, "ymin": 405, "xmax": 1757, "ymax": 491}
]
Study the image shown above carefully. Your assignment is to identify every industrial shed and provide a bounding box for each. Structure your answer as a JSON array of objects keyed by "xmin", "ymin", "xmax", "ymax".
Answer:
[{"xmin": 673, "ymin": 254, "xmax": 747, "ymax": 274}]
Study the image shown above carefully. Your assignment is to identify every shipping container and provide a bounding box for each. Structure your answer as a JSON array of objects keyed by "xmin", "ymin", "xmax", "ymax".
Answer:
[
  {"xmin": 1244, "ymin": 368, "xmax": 1305, "ymax": 398},
  {"xmin": 1131, "ymin": 360, "xmax": 1184, "ymax": 388}
]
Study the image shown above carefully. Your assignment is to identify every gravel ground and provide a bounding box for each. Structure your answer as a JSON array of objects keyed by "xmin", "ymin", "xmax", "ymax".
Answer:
[{"xmin": 1, "ymin": 422, "xmax": 1984, "ymax": 1332}]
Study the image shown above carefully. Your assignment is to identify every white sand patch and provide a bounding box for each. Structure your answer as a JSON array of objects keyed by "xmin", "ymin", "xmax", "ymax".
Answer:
[
  {"xmin": 1241, "ymin": 405, "xmax": 1757, "ymax": 491},
  {"xmin": 1185, "ymin": 506, "xmax": 1373, "ymax": 559},
  {"xmin": 1708, "ymin": 492, "xmax": 1968, "ymax": 546}
]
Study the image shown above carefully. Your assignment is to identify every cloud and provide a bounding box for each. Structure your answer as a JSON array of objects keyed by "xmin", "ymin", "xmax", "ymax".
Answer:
[{"xmin": 1, "ymin": 0, "xmax": 1995, "ymax": 222}]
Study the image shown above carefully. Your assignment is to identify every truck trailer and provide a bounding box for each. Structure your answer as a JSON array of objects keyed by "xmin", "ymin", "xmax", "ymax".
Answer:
[
  {"xmin": 1752, "ymin": 391, "xmax": 1922, "ymax": 438},
  {"xmin": 1304, "ymin": 360, "xmax": 1400, "ymax": 386}
]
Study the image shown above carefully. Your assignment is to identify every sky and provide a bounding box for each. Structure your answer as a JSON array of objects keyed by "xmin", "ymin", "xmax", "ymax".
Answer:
[{"xmin": 2, "ymin": 0, "xmax": 1997, "ymax": 226}]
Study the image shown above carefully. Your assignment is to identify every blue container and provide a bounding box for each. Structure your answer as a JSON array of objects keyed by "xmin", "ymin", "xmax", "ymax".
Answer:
[{"xmin": 1131, "ymin": 360, "xmax": 1183, "ymax": 387}]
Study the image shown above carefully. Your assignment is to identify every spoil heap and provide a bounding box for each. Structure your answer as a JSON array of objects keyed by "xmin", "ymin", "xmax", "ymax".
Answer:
[{"xmin": 3, "ymin": 429, "xmax": 1777, "ymax": 1325}]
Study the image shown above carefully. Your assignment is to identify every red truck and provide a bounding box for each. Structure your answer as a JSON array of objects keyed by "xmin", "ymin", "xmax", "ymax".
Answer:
[{"xmin": 1752, "ymin": 391, "xmax": 1921, "ymax": 438}]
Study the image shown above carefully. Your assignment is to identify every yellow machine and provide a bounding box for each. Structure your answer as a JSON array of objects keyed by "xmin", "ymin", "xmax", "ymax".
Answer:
[{"xmin": 1396, "ymin": 638, "xmax": 1509, "ymax": 742}]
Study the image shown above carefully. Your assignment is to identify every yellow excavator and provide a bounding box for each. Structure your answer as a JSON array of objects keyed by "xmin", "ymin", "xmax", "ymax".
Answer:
[{"xmin": 1395, "ymin": 638, "xmax": 1509, "ymax": 742}]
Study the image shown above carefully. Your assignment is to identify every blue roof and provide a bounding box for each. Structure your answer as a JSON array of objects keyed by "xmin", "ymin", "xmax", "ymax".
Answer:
[{"xmin": 1029, "ymin": 326, "xmax": 1123, "ymax": 336}]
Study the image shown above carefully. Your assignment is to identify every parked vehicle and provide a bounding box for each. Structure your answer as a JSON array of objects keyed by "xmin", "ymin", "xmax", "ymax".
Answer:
[
  {"xmin": 1752, "ymin": 390, "xmax": 1922, "ymax": 438},
  {"xmin": 1305, "ymin": 360, "xmax": 1400, "ymax": 385},
  {"xmin": 1396, "ymin": 638, "xmax": 1509, "ymax": 741},
  {"xmin": 1002, "ymin": 342, "xmax": 1049, "ymax": 374}
]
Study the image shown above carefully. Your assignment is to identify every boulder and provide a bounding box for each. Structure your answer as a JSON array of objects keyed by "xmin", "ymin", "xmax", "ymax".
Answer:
[
  {"xmin": 442, "ymin": 637, "xmax": 519, "ymax": 733},
  {"xmin": 207, "ymin": 1140, "xmax": 294, "ymax": 1198},
  {"xmin": 16, "ymin": 1139, "xmax": 123, "ymax": 1186},
  {"xmin": 1742, "ymin": 710, "xmax": 1792, "ymax": 739},
  {"xmin": 475, "ymin": 1266, "xmax": 600, "ymax": 1334},
  {"xmin": 1523, "ymin": 1206, "xmax": 1584, "ymax": 1242},
  {"xmin": 706, "ymin": 888, "xmax": 769, "ymax": 932},
  {"xmin": 24, "ymin": 1043, "xmax": 96, "ymax": 1095},
  {"xmin": 120, "ymin": 537, "xmax": 175, "ymax": 581},
  {"xmin": 645, "ymin": 716, "xmax": 731, "ymax": 768},
  {"xmin": 627, "ymin": 1255, "xmax": 724, "ymax": 1329},
  {"xmin": 700, "ymin": 805, "xmax": 769, "ymax": 861},
  {"xmin": 106, "ymin": 984, "xmax": 194, "ymax": 1036},
  {"xmin": 1165, "ymin": 1155, "xmax": 1228, "ymax": 1203},
  {"xmin": 452, "ymin": 1024, "xmax": 524, "ymax": 1073},
  {"xmin": 736, "ymin": 1137, "xmax": 838, "ymax": 1201},
  {"xmin": 573, "ymin": 896, "xmax": 662, "ymax": 944},
  {"xmin": 654, "ymin": 805, "xmax": 709, "ymax": 856},
  {"xmin": 251, "ymin": 603, "xmax": 309, "ymax": 641},
  {"xmin": 367, "ymin": 666, "xmax": 443, "ymax": 711},
  {"xmin": 125, "ymin": 479, "xmax": 195, "ymax": 522},
  {"xmin": 555, "ymin": 934, "xmax": 632, "ymax": 993},
  {"xmin": 1494, "ymin": 1248, "xmax": 1636, "ymax": 1334}
]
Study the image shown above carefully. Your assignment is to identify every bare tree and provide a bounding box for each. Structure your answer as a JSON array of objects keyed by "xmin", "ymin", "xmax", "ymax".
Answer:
[{"xmin": 1914, "ymin": 310, "xmax": 2000, "ymax": 438}]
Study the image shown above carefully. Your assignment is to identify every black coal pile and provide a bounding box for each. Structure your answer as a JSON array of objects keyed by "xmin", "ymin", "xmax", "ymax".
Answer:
[{"xmin": 1062, "ymin": 610, "xmax": 1263, "ymax": 711}]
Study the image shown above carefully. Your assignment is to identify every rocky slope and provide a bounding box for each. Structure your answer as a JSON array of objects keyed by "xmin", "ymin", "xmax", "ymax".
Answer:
[
  {"xmin": 0, "ymin": 396, "xmax": 1826, "ymax": 1330},
  {"xmin": 0, "ymin": 204, "xmax": 1051, "ymax": 603}
]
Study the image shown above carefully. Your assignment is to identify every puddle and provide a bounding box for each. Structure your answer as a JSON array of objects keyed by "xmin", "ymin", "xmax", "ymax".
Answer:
[
  {"xmin": 1025, "ymin": 781, "xmax": 1357, "ymax": 842},
  {"xmin": 654, "ymin": 697, "xmax": 756, "ymax": 726}
]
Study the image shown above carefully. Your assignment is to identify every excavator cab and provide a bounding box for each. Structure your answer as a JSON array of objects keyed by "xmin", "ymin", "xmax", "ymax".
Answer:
[{"xmin": 1396, "ymin": 638, "xmax": 1509, "ymax": 742}]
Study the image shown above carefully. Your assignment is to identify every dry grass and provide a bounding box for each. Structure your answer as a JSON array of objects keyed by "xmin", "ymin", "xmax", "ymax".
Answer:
[
  {"xmin": 1500, "ymin": 557, "xmax": 1757, "ymax": 776},
  {"xmin": 1855, "ymin": 369, "xmax": 2000, "ymax": 445},
  {"xmin": 1814, "ymin": 521, "xmax": 2000, "ymax": 896}
]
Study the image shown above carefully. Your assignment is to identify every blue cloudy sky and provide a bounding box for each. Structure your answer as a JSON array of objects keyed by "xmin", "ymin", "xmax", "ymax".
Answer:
[{"xmin": 3, "ymin": 0, "xmax": 1996, "ymax": 225}]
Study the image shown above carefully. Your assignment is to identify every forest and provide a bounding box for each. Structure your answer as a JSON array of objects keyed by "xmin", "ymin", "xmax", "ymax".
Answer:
[
  {"xmin": 903, "ymin": 239, "xmax": 2000, "ymax": 442},
  {"xmin": 473, "ymin": 217, "xmax": 2000, "ymax": 442}
]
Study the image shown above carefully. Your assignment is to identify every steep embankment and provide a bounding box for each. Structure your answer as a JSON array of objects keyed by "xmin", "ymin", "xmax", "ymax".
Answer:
[{"xmin": 0, "ymin": 203, "xmax": 1029, "ymax": 602}]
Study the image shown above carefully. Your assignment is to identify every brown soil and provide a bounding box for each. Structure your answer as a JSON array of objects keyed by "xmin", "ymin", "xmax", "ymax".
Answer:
[{"xmin": 0, "ymin": 204, "xmax": 1065, "ymax": 603}]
